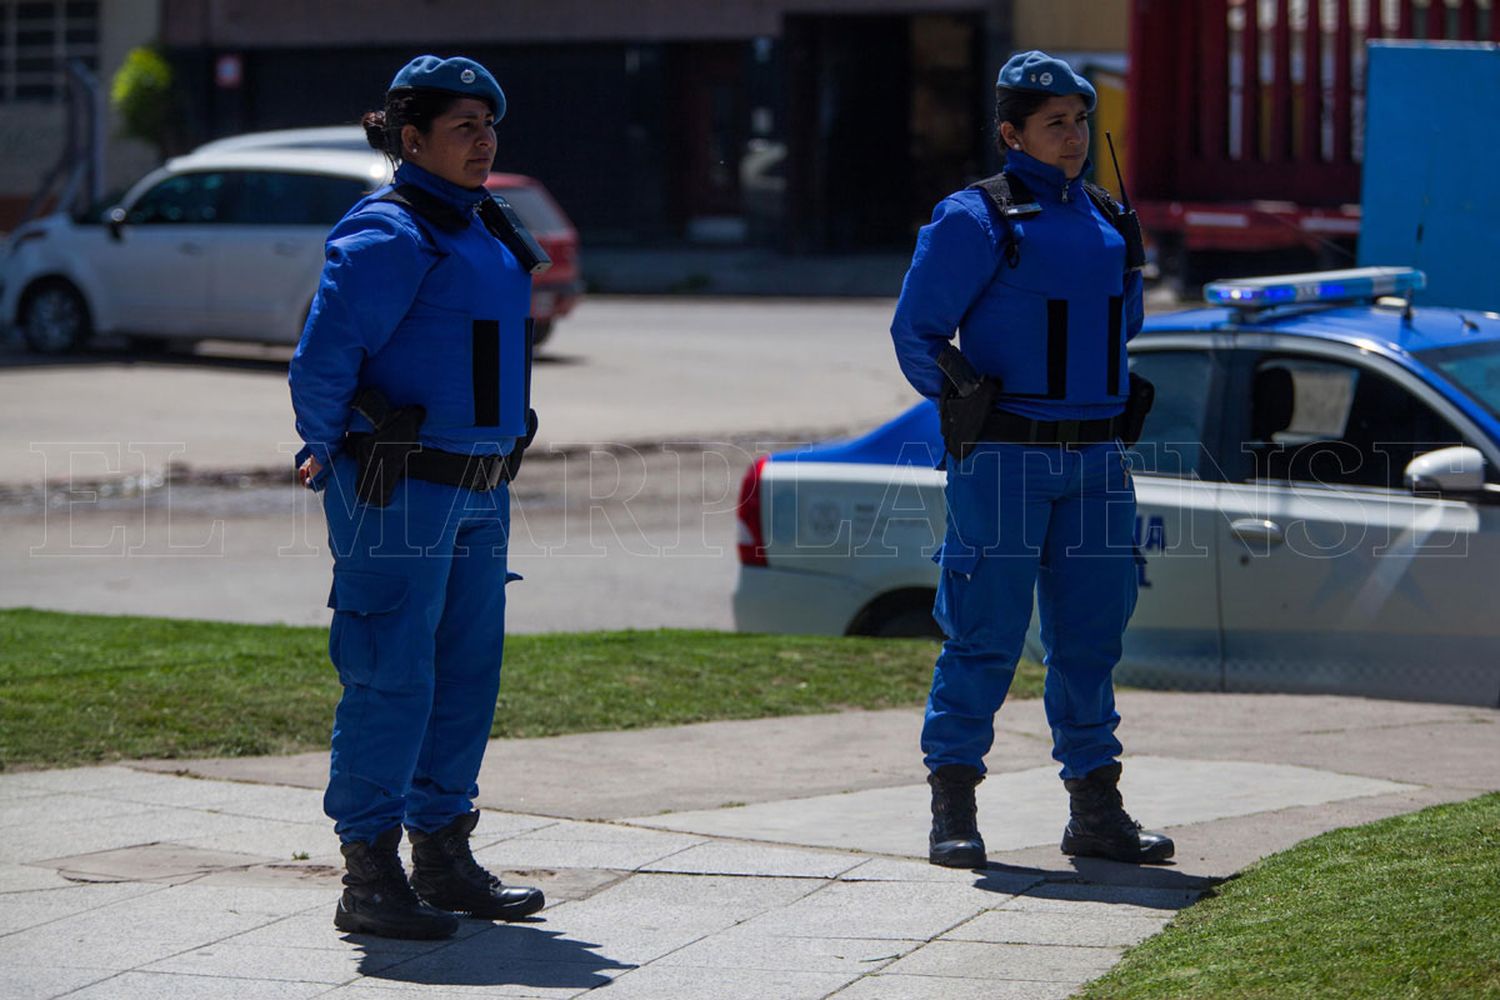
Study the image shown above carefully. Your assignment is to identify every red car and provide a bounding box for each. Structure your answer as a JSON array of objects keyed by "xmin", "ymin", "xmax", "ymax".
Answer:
[{"xmin": 485, "ymin": 173, "xmax": 582, "ymax": 348}]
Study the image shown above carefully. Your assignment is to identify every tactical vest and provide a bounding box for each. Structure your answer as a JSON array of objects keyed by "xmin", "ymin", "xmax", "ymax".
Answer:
[
  {"xmin": 947, "ymin": 173, "xmax": 1138, "ymax": 406},
  {"xmin": 350, "ymin": 182, "xmax": 536, "ymax": 446}
]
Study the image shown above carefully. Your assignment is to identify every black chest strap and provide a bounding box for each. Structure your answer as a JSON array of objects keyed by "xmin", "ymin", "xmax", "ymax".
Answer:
[
  {"xmin": 969, "ymin": 172, "xmax": 1039, "ymax": 270},
  {"xmin": 376, "ymin": 183, "xmax": 552, "ymax": 275},
  {"xmin": 969, "ymin": 171, "xmax": 1140, "ymax": 273}
]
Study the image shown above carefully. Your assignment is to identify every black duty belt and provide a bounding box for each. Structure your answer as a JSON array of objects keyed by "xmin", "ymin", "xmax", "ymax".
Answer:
[
  {"xmin": 978, "ymin": 410, "xmax": 1127, "ymax": 446},
  {"xmin": 345, "ymin": 433, "xmax": 511, "ymax": 492}
]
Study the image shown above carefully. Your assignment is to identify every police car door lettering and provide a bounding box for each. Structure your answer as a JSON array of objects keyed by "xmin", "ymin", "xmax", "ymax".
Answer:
[{"xmin": 1132, "ymin": 514, "xmax": 1167, "ymax": 587}]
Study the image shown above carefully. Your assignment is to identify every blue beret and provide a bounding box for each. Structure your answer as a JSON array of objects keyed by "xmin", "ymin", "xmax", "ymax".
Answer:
[
  {"xmin": 996, "ymin": 50, "xmax": 1096, "ymax": 111},
  {"xmin": 388, "ymin": 55, "xmax": 506, "ymax": 120}
]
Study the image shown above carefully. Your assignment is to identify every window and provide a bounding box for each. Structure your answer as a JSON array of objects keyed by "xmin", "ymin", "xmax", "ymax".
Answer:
[
  {"xmin": 1418, "ymin": 341, "xmax": 1500, "ymax": 423},
  {"xmin": 0, "ymin": 1, "xmax": 99, "ymax": 104},
  {"xmin": 493, "ymin": 186, "xmax": 567, "ymax": 236},
  {"xmin": 126, "ymin": 172, "xmax": 226, "ymax": 225},
  {"xmin": 1244, "ymin": 356, "xmax": 1468, "ymax": 490},
  {"xmin": 218, "ymin": 171, "xmax": 370, "ymax": 227},
  {"xmin": 1126, "ymin": 350, "xmax": 1215, "ymax": 479}
]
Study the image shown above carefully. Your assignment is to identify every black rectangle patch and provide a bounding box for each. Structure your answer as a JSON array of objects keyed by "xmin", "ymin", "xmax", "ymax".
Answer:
[
  {"xmin": 1046, "ymin": 299, "xmax": 1068, "ymax": 399},
  {"xmin": 472, "ymin": 319, "xmax": 500, "ymax": 426},
  {"xmin": 1108, "ymin": 295, "xmax": 1123, "ymax": 395}
]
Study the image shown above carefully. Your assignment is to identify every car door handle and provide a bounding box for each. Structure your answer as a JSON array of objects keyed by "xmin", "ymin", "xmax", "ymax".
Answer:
[
  {"xmin": 1229, "ymin": 518, "xmax": 1285, "ymax": 547},
  {"xmin": 178, "ymin": 242, "xmax": 204, "ymax": 255}
]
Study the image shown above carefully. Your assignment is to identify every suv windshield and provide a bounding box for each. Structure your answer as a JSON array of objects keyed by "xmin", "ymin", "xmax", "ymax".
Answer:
[{"xmin": 1417, "ymin": 341, "xmax": 1500, "ymax": 421}]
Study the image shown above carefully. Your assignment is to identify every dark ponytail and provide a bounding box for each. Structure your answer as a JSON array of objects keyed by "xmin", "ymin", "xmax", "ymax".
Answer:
[{"xmin": 361, "ymin": 88, "xmax": 464, "ymax": 164}]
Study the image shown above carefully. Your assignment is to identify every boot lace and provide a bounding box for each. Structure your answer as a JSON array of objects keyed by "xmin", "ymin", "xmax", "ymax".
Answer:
[
  {"xmin": 441, "ymin": 832, "xmax": 504, "ymax": 890},
  {"xmin": 354, "ymin": 848, "xmax": 424, "ymax": 904},
  {"xmin": 933, "ymin": 777, "xmax": 981, "ymax": 840}
]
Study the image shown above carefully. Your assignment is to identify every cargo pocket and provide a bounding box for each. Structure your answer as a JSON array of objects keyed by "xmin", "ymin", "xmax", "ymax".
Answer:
[
  {"xmin": 931, "ymin": 541, "xmax": 981, "ymax": 639},
  {"xmin": 327, "ymin": 569, "xmax": 410, "ymax": 690}
]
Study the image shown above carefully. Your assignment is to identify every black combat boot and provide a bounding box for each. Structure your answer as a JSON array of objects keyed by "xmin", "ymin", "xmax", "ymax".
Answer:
[
  {"xmin": 334, "ymin": 826, "xmax": 459, "ymax": 939},
  {"xmin": 928, "ymin": 764, "xmax": 987, "ymax": 869},
  {"xmin": 408, "ymin": 812, "xmax": 545, "ymax": 921},
  {"xmin": 1060, "ymin": 762, "xmax": 1174, "ymax": 864}
]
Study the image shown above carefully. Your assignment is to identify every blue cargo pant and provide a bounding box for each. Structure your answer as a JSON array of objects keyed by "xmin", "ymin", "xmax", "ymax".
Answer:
[
  {"xmin": 320, "ymin": 454, "xmax": 515, "ymax": 843},
  {"xmin": 923, "ymin": 440, "xmax": 1139, "ymax": 780}
]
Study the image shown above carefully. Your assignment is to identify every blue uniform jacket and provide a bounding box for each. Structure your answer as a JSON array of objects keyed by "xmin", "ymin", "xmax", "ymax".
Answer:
[
  {"xmin": 890, "ymin": 149, "xmax": 1143, "ymax": 422},
  {"xmin": 289, "ymin": 161, "xmax": 532, "ymax": 483}
]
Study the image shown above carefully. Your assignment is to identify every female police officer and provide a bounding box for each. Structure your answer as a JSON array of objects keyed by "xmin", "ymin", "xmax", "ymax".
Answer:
[
  {"xmin": 290, "ymin": 55, "xmax": 544, "ymax": 939},
  {"xmin": 890, "ymin": 50, "xmax": 1172, "ymax": 869}
]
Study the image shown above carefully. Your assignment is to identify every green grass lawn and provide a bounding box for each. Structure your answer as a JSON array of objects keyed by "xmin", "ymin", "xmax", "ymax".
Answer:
[
  {"xmin": 0, "ymin": 607, "xmax": 1044, "ymax": 770},
  {"xmin": 1080, "ymin": 792, "xmax": 1500, "ymax": 1000}
]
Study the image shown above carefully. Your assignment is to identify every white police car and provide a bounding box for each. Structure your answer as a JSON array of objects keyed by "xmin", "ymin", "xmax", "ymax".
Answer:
[{"xmin": 733, "ymin": 268, "xmax": 1500, "ymax": 707}]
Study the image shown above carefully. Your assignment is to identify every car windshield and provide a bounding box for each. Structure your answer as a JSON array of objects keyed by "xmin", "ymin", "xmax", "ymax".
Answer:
[
  {"xmin": 1417, "ymin": 341, "xmax": 1500, "ymax": 421},
  {"xmin": 492, "ymin": 186, "xmax": 567, "ymax": 235}
]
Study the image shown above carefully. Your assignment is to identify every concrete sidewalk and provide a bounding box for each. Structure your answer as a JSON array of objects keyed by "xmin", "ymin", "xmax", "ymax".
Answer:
[{"xmin": 4, "ymin": 691, "xmax": 1497, "ymax": 999}]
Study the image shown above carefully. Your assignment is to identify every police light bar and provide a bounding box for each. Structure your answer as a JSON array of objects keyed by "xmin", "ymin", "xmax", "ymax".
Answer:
[{"xmin": 1204, "ymin": 267, "xmax": 1426, "ymax": 310}]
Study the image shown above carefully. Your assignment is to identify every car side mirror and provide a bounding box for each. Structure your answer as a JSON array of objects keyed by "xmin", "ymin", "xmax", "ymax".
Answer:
[
  {"xmin": 1405, "ymin": 446, "xmax": 1489, "ymax": 497},
  {"xmin": 106, "ymin": 206, "xmax": 126, "ymax": 241}
]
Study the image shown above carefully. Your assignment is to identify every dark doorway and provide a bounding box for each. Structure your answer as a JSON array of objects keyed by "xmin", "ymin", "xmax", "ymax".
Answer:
[
  {"xmin": 786, "ymin": 14, "xmax": 912, "ymax": 252},
  {"xmin": 785, "ymin": 12, "xmax": 983, "ymax": 253},
  {"xmin": 669, "ymin": 42, "xmax": 749, "ymax": 239}
]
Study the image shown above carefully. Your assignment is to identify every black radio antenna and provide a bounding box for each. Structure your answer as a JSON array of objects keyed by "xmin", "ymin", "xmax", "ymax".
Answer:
[{"xmin": 1104, "ymin": 131, "xmax": 1132, "ymax": 210}]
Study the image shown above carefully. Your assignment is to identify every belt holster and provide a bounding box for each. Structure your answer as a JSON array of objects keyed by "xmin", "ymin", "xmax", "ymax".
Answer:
[
  {"xmin": 1122, "ymin": 372, "xmax": 1156, "ymax": 446},
  {"xmin": 347, "ymin": 388, "xmax": 426, "ymax": 507}
]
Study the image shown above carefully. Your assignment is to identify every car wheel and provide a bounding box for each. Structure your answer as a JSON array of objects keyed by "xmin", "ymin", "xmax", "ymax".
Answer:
[
  {"xmin": 21, "ymin": 280, "xmax": 91, "ymax": 354},
  {"xmin": 531, "ymin": 318, "xmax": 554, "ymax": 350},
  {"xmin": 848, "ymin": 588, "xmax": 943, "ymax": 640},
  {"xmin": 870, "ymin": 606, "xmax": 943, "ymax": 639}
]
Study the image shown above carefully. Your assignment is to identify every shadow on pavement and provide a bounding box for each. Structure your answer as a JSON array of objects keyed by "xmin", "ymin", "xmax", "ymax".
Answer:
[
  {"xmin": 350, "ymin": 923, "xmax": 634, "ymax": 989},
  {"xmin": 974, "ymin": 861, "xmax": 1215, "ymax": 910}
]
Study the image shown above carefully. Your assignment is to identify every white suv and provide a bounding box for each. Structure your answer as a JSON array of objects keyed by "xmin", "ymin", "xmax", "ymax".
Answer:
[{"xmin": 1, "ymin": 146, "xmax": 390, "ymax": 352}]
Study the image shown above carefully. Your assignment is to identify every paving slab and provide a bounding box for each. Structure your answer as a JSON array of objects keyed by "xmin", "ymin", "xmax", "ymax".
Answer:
[
  {"xmin": 638, "ymin": 841, "xmax": 866, "ymax": 879},
  {"xmin": 623, "ymin": 756, "xmax": 1417, "ymax": 857},
  {"xmin": 830, "ymin": 973, "xmax": 1076, "ymax": 999},
  {"xmin": 733, "ymin": 880, "xmax": 1006, "ymax": 942},
  {"xmin": 141, "ymin": 941, "xmax": 411, "ymax": 983},
  {"xmin": 60, "ymin": 970, "xmax": 330, "ymax": 999},
  {"xmin": 650, "ymin": 925, "xmax": 917, "ymax": 973},
  {"xmin": 533, "ymin": 873, "xmax": 819, "ymax": 965},
  {"xmin": 582, "ymin": 965, "xmax": 858, "ymax": 999},
  {"xmin": 943, "ymin": 908, "xmax": 1170, "ymax": 948},
  {"xmin": 0, "ymin": 966, "xmax": 125, "ymax": 1000},
  {"xmin": 42, "ymin": 843, "xmax": 279, "ymax": 884},
  {"xmin": 0, "ymin": 881, "xmax": 158, "ymax": 936},
  {"xmin": 881, "ymin": 939, "xmax": 1124, "ymax": 982}
]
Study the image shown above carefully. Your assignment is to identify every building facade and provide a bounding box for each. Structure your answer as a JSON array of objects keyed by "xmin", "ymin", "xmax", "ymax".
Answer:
[
  {"xmin": 0, "ymin": 0, "xmax": 160, "ymax": 229},
  {"xmin": 159, "ymin": 0, "xmax": 1126, "ymax": 252}
]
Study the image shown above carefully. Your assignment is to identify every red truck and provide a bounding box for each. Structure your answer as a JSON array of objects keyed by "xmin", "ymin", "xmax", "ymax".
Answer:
[{"xmin": 1127, "ymin": 0, "xmax": 1498, "ymax": 285}]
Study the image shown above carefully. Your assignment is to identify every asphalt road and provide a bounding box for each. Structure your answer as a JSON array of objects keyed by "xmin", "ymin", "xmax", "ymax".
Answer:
[{"xmin": 2, "ymin": 296, "xmax": 916, "ymax": 631}]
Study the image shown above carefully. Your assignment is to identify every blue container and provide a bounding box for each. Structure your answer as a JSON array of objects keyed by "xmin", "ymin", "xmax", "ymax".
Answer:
[{"xmin": 1359, "ymin": 41, "xmax": 1500, "ymax": 312}]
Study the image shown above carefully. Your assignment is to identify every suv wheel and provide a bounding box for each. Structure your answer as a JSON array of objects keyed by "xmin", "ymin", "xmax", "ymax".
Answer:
[{"xmin": 21, "ymin": 280, "xmax": 91, "ymax": 354}]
